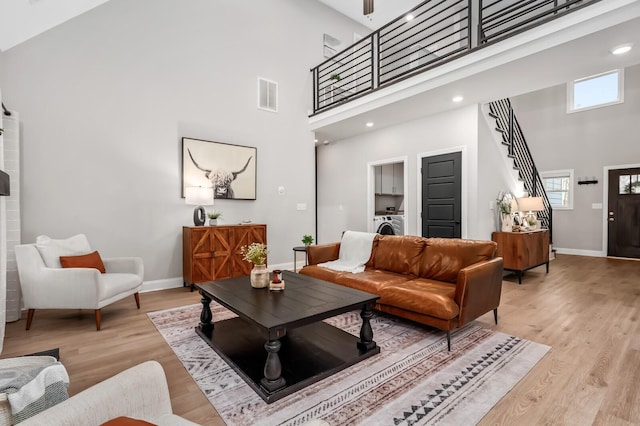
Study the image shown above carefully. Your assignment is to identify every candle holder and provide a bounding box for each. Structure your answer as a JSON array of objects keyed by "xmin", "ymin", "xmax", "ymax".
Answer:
[{"xmin": 269, "ymin": 270, "xmax": 285, "ymax": 291}]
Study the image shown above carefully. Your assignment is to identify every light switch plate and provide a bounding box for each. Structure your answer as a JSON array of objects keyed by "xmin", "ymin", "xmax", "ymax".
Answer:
[
  {"xmin": 296, "ymin": 203, "xmax": 307, "ymax": 211},
  {"xmin": 592, "ymin": 203, "xmax": 603, "ymax": 209}
]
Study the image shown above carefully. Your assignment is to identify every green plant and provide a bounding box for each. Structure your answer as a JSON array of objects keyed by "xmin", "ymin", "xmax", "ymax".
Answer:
[
  {"xmin": 241, "ymin": 243, "xmax": 268, "ymax": 265},
  {"xmin": 206, "ymin": 211, "xmax": 222, "ymax": 219},
  {"xmin": 330, "ymin": 73, "xmax": 342, "ymax": 81},
  {"xmin": 301, "ymin": 234, "xmax": 314, "ymax": 246}
]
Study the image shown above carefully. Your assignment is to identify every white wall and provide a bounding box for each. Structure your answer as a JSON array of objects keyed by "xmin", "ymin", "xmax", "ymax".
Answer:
[
  {"xmin": 511, "ymin": 63, "xmax": 640, "ymax": 253},
  {"xmin": 0, "ymin": 0, "xmax": 368, "ymax": 282},
  {"xmin": 317, "ymin": 104, "xmax": 493, "ymax": 243}
]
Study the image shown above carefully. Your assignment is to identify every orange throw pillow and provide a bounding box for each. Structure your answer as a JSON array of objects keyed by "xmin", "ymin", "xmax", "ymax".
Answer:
[
  {"xmin": 101, "ymin": 417, "xmax": 155, "ymax": 426},
  {"xmin": 59, "ymin": 251, "xmax": 106, "ymax": 273}
]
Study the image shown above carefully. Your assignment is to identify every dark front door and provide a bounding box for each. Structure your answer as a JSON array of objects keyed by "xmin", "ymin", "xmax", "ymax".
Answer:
[
  {"xmin": 608, "ymin": 167, "xmax": 640, "ymax": 258},
  {"xmin": 421, "ymin": 152, "xmax": 462, "ymax": 238}
]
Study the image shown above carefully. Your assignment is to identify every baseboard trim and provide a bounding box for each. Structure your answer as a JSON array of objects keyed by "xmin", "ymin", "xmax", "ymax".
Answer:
[
  {"xmin": 140, "ymin": 262, "xmax": 297, "ymax": 293},
  {"xmin": 141, "ymin": 278, "xmax": 184, "ymax": 293},
  {"xmin": 554, "ymin": 248, "xmax": 605, "ymax": 257}
]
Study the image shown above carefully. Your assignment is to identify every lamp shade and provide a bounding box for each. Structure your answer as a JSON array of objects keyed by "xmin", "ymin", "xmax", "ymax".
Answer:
[
  {"xmin": 185, "ymin": 187, "xmax": 214, "ymax": 206},
  {"xmin": 517, "ymin": 196, "xmax": 544, "ymax": 212}
]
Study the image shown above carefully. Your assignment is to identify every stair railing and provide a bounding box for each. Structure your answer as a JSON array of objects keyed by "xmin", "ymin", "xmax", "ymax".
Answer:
[
  {"xmin": 488, "ymin": 98, "xmax": 553, "ymax": 242},
  {"xmin": 311, "ymin": 0, "xmax": 601, "ymax": 115}
]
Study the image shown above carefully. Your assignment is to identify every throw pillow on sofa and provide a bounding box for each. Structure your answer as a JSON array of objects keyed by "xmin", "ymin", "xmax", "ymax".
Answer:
[{"xmin": 60, "ymin": 251, "xmax": 106, "ymax": 273}]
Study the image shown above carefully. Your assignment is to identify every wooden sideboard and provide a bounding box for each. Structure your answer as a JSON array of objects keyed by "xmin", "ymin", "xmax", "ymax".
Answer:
[
  {"xmin": 183, "ymin": 224, "xmax": 267, "ymax": 291},
  {"xmin": 491, "ymin": 229, "xmax": 550, "ymax": 284}
]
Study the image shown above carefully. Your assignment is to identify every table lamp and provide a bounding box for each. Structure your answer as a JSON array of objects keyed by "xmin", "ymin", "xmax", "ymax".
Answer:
[
  {"xmin": 517, "ymin": 196, "xmax": 544, "ymax": 230},
  {"xmin": 185, "ymin": 187, "xmax": 214, "ymax": 226}
]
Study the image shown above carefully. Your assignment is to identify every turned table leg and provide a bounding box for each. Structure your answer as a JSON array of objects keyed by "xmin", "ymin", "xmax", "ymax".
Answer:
[
  {"xmin": 357, "ymin": 303, "xmax": 377, "ymax": 351},
  {"xmin": 198, "ymin": 290, "xmax": 214, "ymax": 337},
  {"xmin": 260, "ymin": 339, "xmax": 286, "ymax": 393}
]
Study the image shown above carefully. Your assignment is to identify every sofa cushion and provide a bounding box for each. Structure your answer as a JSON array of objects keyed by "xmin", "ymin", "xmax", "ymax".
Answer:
[
  {"xmin": 334, "ymin": 270, "xmax": 411, "ymax": 294},
  {"xmin": 100, "ymin": 274, "xmax": 141, "ymax": 301},
  {"xmin": 379, "ymin": 279, "xmax": 459, "ymax": 320},
  {"xmin": 35, "ymin": 234, "xmax": 92, "ymax": 268},
  {"xmin": 60, "ymin": 251, "xmax": 106, "ymax": 273},
  {"xmin": 299, "ymin": 265, "xmax": 347, "ymax": 283},
  {"xmin": 420, "ymin": 238, "xmax": 497, "ymax": 283},
  {"xmin": 372, "ymin": 235, "xmax": 425, "ymax": 276}
]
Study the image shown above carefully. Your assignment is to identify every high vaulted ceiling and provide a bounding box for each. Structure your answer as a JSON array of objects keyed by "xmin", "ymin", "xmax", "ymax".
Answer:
[{"xmin": 0, "ymin": 0, "xmax": 417, "ymax": 52}]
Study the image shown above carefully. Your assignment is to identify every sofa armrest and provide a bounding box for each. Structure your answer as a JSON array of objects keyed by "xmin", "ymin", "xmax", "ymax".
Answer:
[
  {"xmin": 102, "ymin": 257, "xmax": 144, "ymax": 280},
  {"xmin": 306, "ymin": 243, "xmax": 341, "ymax": 266},
  {"xmin": 454, "ymin": 257, "xmax": 504, "ymax": 326},
  {"xmin": 21, "ymin": 361, "xmax": 174, "ymax": 426}
]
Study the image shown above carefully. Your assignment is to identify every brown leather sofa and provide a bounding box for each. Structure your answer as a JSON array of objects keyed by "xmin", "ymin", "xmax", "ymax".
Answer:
[{"xmin": 299, "ymin": 235, "xmax": 504, "ymax": 350}]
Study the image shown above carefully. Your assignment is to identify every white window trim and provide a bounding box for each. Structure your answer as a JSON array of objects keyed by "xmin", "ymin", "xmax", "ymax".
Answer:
[
  {"xmin": 542, "ymin": 169, "xmax": 574, "ymax": 210},
  {"xmin": 567, "ymin": 69, "xmax": 624, "ymax": 114}
]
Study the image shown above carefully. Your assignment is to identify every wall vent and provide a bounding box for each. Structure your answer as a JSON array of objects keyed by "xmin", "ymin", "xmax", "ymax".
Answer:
[{"xmin": 257, "ymin": 77, "xmax": 278, "ymax": 112}]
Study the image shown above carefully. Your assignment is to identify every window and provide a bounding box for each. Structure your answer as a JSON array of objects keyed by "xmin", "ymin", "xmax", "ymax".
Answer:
[
  {"xmin": 257, "ymin": 77, "xmax": 278, "ymax": 112},
  {"xmin": 619, "ymin": 173, "xmax": 640, "ymax": 194},
  {"xmin": 542, "ymin": 170, "xmax": 573, "ymax": 209},
  {"xmin": 567, "ymin": 69, "xmax": 623, "ymax": 113}
]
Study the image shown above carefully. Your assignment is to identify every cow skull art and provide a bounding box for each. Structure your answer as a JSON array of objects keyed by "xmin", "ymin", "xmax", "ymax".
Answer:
[{"xmin": 187, "ymin": 148, "xmax": 253, "ymax": 199}]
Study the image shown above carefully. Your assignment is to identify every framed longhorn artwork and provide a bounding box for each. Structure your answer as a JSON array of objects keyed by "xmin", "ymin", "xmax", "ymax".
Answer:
[{"xmin": 182, "ymin": 137, "xmax": 257, "ymax": 200}]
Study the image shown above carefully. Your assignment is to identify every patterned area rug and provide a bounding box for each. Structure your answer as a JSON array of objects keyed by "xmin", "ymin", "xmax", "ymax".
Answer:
[{"xmin": 148, "ymin": 304, "xmax": 549, "ymax": 426}]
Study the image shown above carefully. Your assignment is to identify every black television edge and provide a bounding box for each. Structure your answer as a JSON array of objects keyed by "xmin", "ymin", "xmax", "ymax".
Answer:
[{"xmin": 0, "ymin": 170, "xmax": 10, "ymax": 196}]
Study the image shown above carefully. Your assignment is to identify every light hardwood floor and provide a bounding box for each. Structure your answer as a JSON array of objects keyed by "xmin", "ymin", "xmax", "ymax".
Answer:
[{"xmin": 2, "ymin": 254, "xmax": 639, "ymax": 425}]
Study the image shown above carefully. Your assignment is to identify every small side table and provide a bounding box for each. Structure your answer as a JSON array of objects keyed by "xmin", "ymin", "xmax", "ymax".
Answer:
[{"xmin": 292, "ymin": 246, "xmax": 308, "ymax": 272}]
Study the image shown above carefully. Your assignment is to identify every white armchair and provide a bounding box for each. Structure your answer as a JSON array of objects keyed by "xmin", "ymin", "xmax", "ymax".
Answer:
[{"xmin": 15, "ymin": 234, "xmax": 144, "ymax": 331}]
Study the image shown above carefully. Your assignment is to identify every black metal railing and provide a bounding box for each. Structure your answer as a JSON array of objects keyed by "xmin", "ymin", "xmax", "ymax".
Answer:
[
  {"xmin": 489, "ymin": 98, "xmax": 553, "ymax": 241},
  {"xmin": 479, "ymin": 0, "xmax": 597, "ymax": 45},
  {"xmin": 311, "ymin": 0, "xmax": 600, "ymax": 114}
]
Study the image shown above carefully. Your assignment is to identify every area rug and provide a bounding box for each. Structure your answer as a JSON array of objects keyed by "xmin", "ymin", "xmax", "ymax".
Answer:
[{"xmin": 148, "ymin": 304, "xmax": 549, "ymax": 426}]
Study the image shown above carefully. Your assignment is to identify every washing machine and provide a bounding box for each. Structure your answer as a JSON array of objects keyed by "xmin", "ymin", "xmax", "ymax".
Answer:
[
  {"xmin": 390, "ymin": 215, "xmax": 405, "ymax": 235},
  {"xmin": 373, "ymin": 216, "xmax": 395, "ymax": 235}
]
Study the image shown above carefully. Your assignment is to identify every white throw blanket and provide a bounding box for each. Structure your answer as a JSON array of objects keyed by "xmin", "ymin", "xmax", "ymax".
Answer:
[{"xmin": 318, "ymin": 231, "xmax": 376, "ymax": 273}]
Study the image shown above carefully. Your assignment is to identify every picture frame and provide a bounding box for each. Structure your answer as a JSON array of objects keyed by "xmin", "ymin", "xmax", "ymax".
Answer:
[{"xmin": 182, "ymin": 137, "xmax": 257, "ymax": 200}]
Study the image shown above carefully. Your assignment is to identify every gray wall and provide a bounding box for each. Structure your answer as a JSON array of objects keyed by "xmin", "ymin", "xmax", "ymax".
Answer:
[
  {"xmin": 511, "ymin": 63, "xmax": 640, "ymax": 253},
  {"xmin": 0, "ymin": 0, "xmax": 367, "ymax": 281},
  {"xmin": 316, "ymin": 104, "xmax": 508, "ymax": 243}
]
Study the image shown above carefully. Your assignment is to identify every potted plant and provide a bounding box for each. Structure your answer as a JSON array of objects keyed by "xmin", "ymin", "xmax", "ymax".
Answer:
[
  {"xmin": 496, "ymin": 192, "xmax": 515, "ymax": 232},
  {"xmin": 301, "ymin": 235, "xmax": 314, "ymax": 246},
  {"xmin": 241, "ymin": 243, "xmax": 269, "ymax": 288},
  {"xmin": 330, "ymin": 73, "xmax": 342, "ymax": 82},
  {"xmin": 206, "ymin": 211, "xmax": 222, "ymax": 226}
]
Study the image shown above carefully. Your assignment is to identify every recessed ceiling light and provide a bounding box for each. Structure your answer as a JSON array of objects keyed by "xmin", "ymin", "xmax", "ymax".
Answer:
[
  {"xmin": 452, "ymin": 96, "xmax": 464, "ymax": 103},
  {"xmin": 366, "ymin": 122, "xmax": 374, "ymax": 127},
  {"xmin": 314, "ymin": 138, "xmax": 318, "ymax": 143},
  {"xmin": 406, "ymin": 14, "xmax": 414, "ymax": 21},
  {"xmin": 323, "ymin": 140, "xmax": 330, "ymax": 145},
  {"xmin": 611, "ymin": 44, "xmax": 633, "ymax": 55}
]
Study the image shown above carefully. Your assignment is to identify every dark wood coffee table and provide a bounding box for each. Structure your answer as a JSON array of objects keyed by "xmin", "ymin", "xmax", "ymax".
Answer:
[{"xmin": 195, "ymin": 270, "xmax": 380, "ymax": 403}]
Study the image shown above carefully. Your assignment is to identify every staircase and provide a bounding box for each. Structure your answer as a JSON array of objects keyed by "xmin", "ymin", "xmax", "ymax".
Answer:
[{"xmin": 487, "ymin": 98, "xmax": 553, "ymax": 243}]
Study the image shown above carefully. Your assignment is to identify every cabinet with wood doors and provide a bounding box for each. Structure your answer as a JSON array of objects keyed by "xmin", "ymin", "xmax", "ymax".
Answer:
[
  {"xmin": 492, "ymin": 229, "xmax": 549, "ymax": 284},
  {"xmin": 183, "ymin": 224, "xmax": 267, "ymax": 291}
]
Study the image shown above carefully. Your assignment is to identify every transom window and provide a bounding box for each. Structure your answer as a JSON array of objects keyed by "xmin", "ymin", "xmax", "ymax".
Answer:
[
  {"xmin": 619, "ymin": 174, "xmax": 640, "ymax": 194},
  {"xmin": 567, "ymin": 69, "xmax": 623, "ymax": 113},
  {"xmin": 542, "ymin": 169, "xmax": 573, "ymax": 209}
]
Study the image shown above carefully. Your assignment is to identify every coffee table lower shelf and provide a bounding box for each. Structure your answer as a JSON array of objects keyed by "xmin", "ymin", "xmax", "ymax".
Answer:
[{"xmin": 195, "ymin": 317, "xmax": 380, "ymax": 403}]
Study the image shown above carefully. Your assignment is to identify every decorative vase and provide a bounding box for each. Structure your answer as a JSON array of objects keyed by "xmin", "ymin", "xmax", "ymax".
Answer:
[
  {"xmin": 209, "ymin": 219, "xmax": 217, "ymax": 226},
  {"xmin": 501, "ymin": 213, "xmax": 512, "ymax": 232},
  {"xmin": 250, "ymin": 264, "xmax": 269, "ymax": 288}
]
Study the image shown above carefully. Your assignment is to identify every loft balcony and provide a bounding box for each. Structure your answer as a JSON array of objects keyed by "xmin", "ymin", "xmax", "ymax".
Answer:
[{"xmin": 310, "ymin": 0, "xmax": 640, "ymax": 141}]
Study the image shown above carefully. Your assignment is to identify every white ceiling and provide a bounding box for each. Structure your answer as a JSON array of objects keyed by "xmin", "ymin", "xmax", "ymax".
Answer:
[
  {"xmin": 317, "ymin": 0, "xmax": 423, "ymax": 30},
  {"xmin": 0, "ymin": 0, "xmax": 111, "ymax": 52},
  {"xmin": 0, "ymin": 0, "xmax": 416, "ymax": 52}
]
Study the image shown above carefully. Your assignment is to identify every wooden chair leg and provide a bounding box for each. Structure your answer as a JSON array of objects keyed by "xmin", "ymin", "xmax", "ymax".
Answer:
[
  {"xmin": 446, "ymin": 331, "xmax": 451, "ymax": 351},
  {"xmin": 494, "ymin": 308, "xmax": 498, "ymax": 325},
  {"xmin": 95, "ymin": 309, "xmax": 101, "ymax": 331},
  {"xmin": 134, "ymin": 293, "xmax": 140, "ymax": 309},
  {"xmin": 26, "ymin": 309, "xmax": 35, "ymax": 330}
]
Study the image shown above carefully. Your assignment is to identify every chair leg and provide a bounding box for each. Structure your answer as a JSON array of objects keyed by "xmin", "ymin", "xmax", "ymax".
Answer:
[
  {"xmin": 446, "ymin": 331, "xmax": 451, "ymax": 351},
  {"xmin": 95, "ymin": 309, "xmax": 101, "ymax": 331},
  {"xmin": 26, "ymin": 309, "xmax": 35, "ymax": 330},
  {"xmin": 494, "ymin": 308, "xmax": 498, "ymax": 325},
  {"xmin": 134, "ymin": 293, "xmax": 140, "ymax": 309}
]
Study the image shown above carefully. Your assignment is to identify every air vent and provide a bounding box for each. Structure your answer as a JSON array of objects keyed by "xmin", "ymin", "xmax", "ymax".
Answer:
[{"xmin": 257, "ymin": 77, "xmax": 278, "ymax": 112}]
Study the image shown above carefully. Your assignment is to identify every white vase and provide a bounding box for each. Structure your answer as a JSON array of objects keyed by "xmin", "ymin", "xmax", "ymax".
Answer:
[
  {"xmin": 209, "ymin": 219, "xmax": 217, "ymax": 226},
  {"xmin": 501, "ymin": 213, "xmax": 512, "ymax": 232},
  {"xmin": 250, "ymin": 264, "xmax": 269, "ymax": 288}
]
